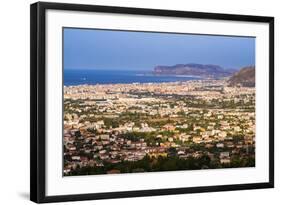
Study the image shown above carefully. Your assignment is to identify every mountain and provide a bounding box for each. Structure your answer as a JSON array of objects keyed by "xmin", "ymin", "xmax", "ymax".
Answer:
[
  {"xmin": 153, "ymin": 63, "xmax": 235, "ymax": 78},
  {"xmin": 228, "ymin": 66, "xmax": 255, "ymax": 87}
]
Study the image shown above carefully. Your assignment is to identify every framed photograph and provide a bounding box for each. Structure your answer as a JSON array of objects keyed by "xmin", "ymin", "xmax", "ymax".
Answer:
[{"xmin": 30, "ymin": 2, "xmax": 274, "ymax": 203}]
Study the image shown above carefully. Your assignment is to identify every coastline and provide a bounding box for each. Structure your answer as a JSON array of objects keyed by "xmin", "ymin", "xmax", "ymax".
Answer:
[
  {"xmin": 63, "ymin": 78, "xmax": 226, "ymax": 88},
  {"xmin": 63, "ymin": 69, "xmax": 206, "ymax": 86}
]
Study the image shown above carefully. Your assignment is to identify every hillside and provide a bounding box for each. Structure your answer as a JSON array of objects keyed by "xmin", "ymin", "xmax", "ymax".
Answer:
[
  {"xmin": 153, "ymin": 63, "xmax": 235, "ymax": 78},
  {"xmin": 228, "ymin": 66, "xmax": 255, "ymax": 87}
]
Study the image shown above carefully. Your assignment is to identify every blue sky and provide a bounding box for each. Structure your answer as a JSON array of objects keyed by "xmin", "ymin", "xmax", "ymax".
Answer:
[{"xmin": 64, "ymin": 28, "xmax": 255, "ymax": 71}]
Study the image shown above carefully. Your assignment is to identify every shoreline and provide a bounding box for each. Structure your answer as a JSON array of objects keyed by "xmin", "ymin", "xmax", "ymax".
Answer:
[{"xmin": 63, "ymin": 78, "xmax": 226, "ymax": 87}]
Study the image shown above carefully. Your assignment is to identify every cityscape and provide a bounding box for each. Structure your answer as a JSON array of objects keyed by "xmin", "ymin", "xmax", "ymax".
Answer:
[{"xmin": 63, "ymin": 28, "xmax": 255, "ymax": 176}]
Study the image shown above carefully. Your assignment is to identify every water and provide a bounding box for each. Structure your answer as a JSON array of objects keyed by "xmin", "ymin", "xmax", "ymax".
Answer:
[{"xmin": 64, "ymin": 69, "xmax": 201, "ymax": 86}]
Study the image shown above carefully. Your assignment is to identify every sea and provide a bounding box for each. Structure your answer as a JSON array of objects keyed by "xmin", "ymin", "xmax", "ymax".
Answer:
[{"xmin": 64, "ymin": 69, "xmax": 201, "ymax": 86}]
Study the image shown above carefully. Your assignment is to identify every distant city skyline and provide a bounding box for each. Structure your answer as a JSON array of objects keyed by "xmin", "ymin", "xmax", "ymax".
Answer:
[{"xmin": 64, "ymin": 28, "xmax": 255, "ymax": 71}]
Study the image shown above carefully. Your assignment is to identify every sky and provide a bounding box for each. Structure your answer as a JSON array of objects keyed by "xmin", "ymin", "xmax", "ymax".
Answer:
[{"xmin": 64, "ymin": 28, "xmax": 255, "ymax": 71}]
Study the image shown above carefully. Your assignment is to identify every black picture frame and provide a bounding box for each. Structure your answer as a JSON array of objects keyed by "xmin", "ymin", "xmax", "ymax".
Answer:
[{"xmin": 30, "ymin": 1, "xmax": 274, "ymax": 203}]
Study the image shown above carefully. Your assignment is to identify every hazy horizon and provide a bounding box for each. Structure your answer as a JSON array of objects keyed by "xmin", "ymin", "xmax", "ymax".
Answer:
[
  {"xmin": 63, "ymin": 64, "xmax": 248, "ymax": 71},
  {"xmin": 64, "ymin": 28, "xmax": 255, "ymax": 71}
]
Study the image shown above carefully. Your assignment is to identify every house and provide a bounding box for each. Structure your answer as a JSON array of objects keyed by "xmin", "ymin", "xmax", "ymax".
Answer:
[
  {"xmin": 163, "ymin": 124, "xmax": 176, "ymax": 131},
  {"xmin": 216, "ymin": 143, "xmax": 224, "ymax": 148},
  {"xmin": 220, "ymin": 158, "xmax": 231, "ymax": 164},
  {"xmin": 220, "ymin": 152, "xmax": 230, "ymax": 158},
  {"xmin": 100, "ymin": 134, "xmax": 110, "ymax": 140},
  {"xmin": 192, "ymin": 136, "xmax": 202, "ymax": 143},
  {"xmin": 71, "ymin": 156, "xmax": 80, "ymax": 161},
  {"xmin": 168, "ymin": 137, "xmax": 174, "ymax": 142}
]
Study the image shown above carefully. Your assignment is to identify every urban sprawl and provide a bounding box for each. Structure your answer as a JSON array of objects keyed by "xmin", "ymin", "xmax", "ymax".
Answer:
[{"xmin": 64, "ymin": 79, "xmax": 255, "ymax": 176}]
